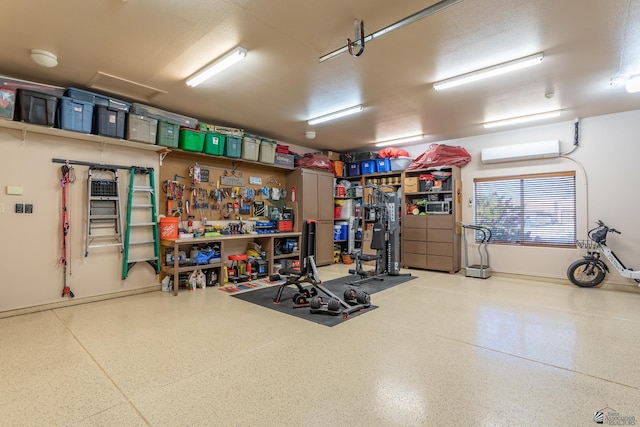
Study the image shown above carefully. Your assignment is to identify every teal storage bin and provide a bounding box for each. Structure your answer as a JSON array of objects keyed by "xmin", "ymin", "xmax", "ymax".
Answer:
[
  {"xmin": 156, "ymin": 120, "xmax": 180, "ymax": 147},
  {"xmin": 225, "ymin": 135, "xmax": 242, "ymax": 158}
]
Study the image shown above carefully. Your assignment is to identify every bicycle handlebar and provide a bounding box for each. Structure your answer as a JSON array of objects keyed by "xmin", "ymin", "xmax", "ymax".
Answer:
[{"xmin": 589, "ymin": 220, "xmax": 621, "ymax": 243}]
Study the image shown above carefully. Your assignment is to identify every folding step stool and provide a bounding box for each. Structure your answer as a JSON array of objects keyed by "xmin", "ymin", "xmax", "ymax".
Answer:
[
  {"xmin": 122, "ymin": 167, "xmax": 160, "ymax": 279},
  {"xmin": 85, "ymin": 167, "xmax": 124, "ymax": 256}
]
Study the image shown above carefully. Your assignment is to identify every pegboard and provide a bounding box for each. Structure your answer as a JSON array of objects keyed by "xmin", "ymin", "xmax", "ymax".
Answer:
[{"xmin": 159, "ymin": 153, "xmax": 289, "ymax": 222}]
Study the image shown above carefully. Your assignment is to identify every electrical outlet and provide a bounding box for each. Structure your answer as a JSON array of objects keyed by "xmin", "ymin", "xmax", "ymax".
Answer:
[
  {"xmin": 15, "ymin": 203, "xmax": 24, "ymax": 213},
  {"xmin": 25, "ymin": 204, "xmax": 33, "ymax": 214}
]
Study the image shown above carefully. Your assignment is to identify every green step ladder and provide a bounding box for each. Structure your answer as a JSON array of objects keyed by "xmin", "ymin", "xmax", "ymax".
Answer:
[{"xmin": 122, "ymin": 167, "xmax": 160, "ymax": 279}]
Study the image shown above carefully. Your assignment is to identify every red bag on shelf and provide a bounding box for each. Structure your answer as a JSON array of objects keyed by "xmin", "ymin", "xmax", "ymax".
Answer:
[
  {"xmin": 378, "ymin": 147, "xmax": 410, "ymax": 158},
  {"xmin": 406, "ymin": 144, "xmax": 471, "ymax": 169},
  {"xmin": 294, "ymin": 153, "xmax": 336, "ymax": 173}
]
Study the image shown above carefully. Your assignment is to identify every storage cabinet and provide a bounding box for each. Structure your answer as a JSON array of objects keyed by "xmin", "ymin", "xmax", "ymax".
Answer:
[
  {"xmin": 401, "ymin": 167, "xmax": 461, "ymax": 273},
  {"xmin": 286, "ymin": 168, "xmax": 334, "ymax": 266}
]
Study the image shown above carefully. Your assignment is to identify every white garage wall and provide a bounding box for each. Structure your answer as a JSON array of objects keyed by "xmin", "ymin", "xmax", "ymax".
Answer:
[
  {"xmin": 0, "ymin": 127, "xmax": 161, "ymax": 313},
  {"xmin": 404, "ymin": 109, "xmax": 640, "ymax": 288}
]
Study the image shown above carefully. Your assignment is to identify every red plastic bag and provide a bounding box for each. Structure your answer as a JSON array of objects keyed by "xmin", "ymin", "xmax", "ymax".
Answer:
[
  {"xmin": 294, "ymin": 153, "xmax": 336, "ymax": 174},
  {"xmin": 406, "ymin": 144, "xmax": 471, "ymax": 170},
  {"xmin": 378, "ymin": 147, "xmax": 410, "ymax": 158}
]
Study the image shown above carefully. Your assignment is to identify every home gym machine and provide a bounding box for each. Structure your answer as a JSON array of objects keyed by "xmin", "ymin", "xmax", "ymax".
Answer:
[
  {"xmin": 460, "ymin": 222, "xmax": 492, "ymax": 279},
  {"xmin": 348, "ymin": 184, "xmax": 409, "ymax": 285},
  {"xmin": 272, "ymin": 219, "xmax": 370, "ymax": 317}
]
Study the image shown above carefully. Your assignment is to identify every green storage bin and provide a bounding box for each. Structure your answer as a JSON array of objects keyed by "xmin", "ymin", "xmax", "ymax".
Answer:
[
  {"xmin": 156, "ymin": 120, "xmax": 180, "ymax": 148},
  {"xmin": 225, "ymin": 135, "xmax": 242, "ymax": 158},
  {"xmin": 203, "ymin": 131, "xmax": 226, "ymax": 155},
  {"xmin": 179, "ymin": 128, "xmax": 205, "ymax": 152}
]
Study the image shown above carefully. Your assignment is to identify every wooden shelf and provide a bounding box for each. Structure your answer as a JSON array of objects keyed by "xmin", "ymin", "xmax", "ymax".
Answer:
[
  {"xmin": 273, "ymin": 252, "xmax": 299, "ymax": 260},
  {"xmin": 161, "ymin": 262, "xmax": 221, "ymax": 275},
  {"xmin": 1, "ymin": 119, "xmax": 169, "ymax": 153}
]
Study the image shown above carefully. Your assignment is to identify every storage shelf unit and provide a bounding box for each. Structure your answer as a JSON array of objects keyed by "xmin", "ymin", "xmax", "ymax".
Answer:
[
  {"xmin": 160, "ymin": 232, "xmax": 301, "ymax": 295},
  {"xmin": 401, "ymin": 167, "xmax": 461, "ymax": 273}
]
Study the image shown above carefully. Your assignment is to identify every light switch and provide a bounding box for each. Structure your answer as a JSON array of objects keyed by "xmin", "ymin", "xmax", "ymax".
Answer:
[{"xmin": 6, "ymin": 186, "xmax": 24, "ymax": 195}]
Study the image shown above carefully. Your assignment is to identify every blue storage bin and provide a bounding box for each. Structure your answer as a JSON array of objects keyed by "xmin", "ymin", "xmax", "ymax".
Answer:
[
  {"xmin": 59, "ymin": 96, "xmax": 93, "ymax": 133},
  {"xmin": 65, "ymin": 88, "xmax": 131, "ymax": 111},
  {"xmin": 361, "ymin": 160, "xmax": 377, "ymax": 175},
  {"xmin": 347, "ymin": 163, "xmax": 361, "ymax": 176},
  {"xmin": 376, "ymin": 158, "xmax": 391, "ymax": 173}
]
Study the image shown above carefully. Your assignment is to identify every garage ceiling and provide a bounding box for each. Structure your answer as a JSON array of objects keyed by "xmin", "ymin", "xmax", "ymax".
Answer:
[{"xmin": 2, "ymin": 0, "xmax": 640, "ymax": 152}]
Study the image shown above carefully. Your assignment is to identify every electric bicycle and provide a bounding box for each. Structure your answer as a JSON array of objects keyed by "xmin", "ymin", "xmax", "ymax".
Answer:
[{"xmin": 567, "ymin": 220, "xmax": 640, "ymax": 287}]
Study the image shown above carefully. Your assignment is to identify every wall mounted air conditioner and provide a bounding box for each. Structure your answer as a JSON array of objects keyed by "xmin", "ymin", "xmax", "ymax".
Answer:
[{"xmin": 481, "ymin": 140, "xmax": 560, "ymax": 164}]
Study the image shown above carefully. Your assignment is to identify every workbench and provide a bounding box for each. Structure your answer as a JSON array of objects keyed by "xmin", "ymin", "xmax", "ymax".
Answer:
[{"xmin": 160, "ymin": 232, "xmax": 301, "ymax": 295}]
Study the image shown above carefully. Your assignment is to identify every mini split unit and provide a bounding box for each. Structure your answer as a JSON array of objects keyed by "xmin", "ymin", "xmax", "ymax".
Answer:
[{"xmin": 480, "ymin": 140, "xmax": 560, "ymax": 164}]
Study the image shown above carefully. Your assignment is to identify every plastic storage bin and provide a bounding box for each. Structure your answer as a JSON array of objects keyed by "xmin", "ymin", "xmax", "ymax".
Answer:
[
  {"xmin": 131, "ymin": 103, "xmax": 197, "ymax": 129},
  {"xmin": 66, "ymin": 88, "xmax": 130, "ymax": 112},
  {"xmin": 242, "ymin": 136, "xmax": 260, "ymax": 161},
  {"xmin": 390, "ymin": 157, "xmax": 412, "ymax": 171},
  {"xmin": 259, "ymin": 140, "xmax": 276, "ymax": 164},
  {"xmin": 59, "ymin": 96, "xmax": 94, "ymax": 133},
  {"xmin": 178, "ymin": 128, "xmax": 206, "ymax": 152},
  {"xmin": 347, "ymin": 162, "xmax": 361, "ymax": 176},
  {"xmin": 94, "ymin": 105, "xmax": 127, "ymax": 138},
  {"xmin": 126, "ymin": 114, "xmax": 158, "ymax": 144},
  {"xmin": 376, "ymin": 158, "xmax": 391, "ymax": 173},
  {"xmin": 0, "ymin": 87, "xmax": 16, "ymax": 120},
  {"xmin": 361, "ymin": 160, "xmax": 377, "ymax": 175},
  {"xmin": 16, "ymin": 89, "xmax": 58, "ymax": 126},
  {"xmin": 156, "ymin": 120, "xmax": 180, "ymax": 147},
  {"xmin": 203, "ymin": 131, "xmax": 226, "ymax": 155},
  {"xmin": 225, "ymin": 135, "xmax": 242, "ymax": 158}
]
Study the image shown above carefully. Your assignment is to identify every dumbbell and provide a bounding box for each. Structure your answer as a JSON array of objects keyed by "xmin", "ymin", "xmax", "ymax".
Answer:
[
  {"xmin": 309, "ymin": 296, "xmax": 341, "ymax": 312},
  {"xmin": 343, "ymin": 287, "xmax": 371, "ymax": 306}
]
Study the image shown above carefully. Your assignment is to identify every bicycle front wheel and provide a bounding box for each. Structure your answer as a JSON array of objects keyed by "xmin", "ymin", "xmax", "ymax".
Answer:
[{"xmin": 567, "ymin": 259, "xmax": 606, "ymax": 287}]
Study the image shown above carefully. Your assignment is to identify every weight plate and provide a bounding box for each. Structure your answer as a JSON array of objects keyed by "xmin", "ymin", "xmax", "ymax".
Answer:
[
  {"xmin": 327, "ymin": 297, "xmax": 341, "ymax": 311},
  {"xmin": 356, "ymin": 290, "xmax": 370, "ymax": 305},
  {"xmin": 309, "ymin": 296, "xmax": 322, "ymax": 310}
]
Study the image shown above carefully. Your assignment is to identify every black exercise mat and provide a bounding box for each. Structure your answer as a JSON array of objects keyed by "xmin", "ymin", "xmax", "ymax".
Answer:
[{"xmin": 231, "ymin": 273, "xmax": 416, "ymax": 327}]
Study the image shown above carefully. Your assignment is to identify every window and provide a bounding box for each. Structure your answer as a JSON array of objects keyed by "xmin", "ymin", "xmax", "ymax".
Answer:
[{"xmin": 474, "ymin": 172, "xmax": 576, "ymax": 246}]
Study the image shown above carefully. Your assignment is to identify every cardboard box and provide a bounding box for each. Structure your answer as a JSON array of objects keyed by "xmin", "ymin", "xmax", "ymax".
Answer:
[
  {"xmin": 404, "ymin": 177, "xmax": 418, "ymax": 193},
  {"xmin": 274, "ymin": 153, "xmax": 294, "ymax": 168},
  {"xmin": 322, "ymin": 150, "xmax": 342, "ymax": 161}
]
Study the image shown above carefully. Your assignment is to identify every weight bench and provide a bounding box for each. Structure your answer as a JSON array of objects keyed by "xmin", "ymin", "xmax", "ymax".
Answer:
[
  {"xmin": 273, "ymin": 219, "xmax": 369, "ymax": 317},
  {"xmin": 348, "ymin": 220, "xmax": 386, "ymax": 285}
]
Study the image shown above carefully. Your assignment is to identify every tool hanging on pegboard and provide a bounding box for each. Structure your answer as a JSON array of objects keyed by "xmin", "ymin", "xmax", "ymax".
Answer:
[{"xmin": 59, "ymin": 162, "xmax": 76, "ymax": 298}]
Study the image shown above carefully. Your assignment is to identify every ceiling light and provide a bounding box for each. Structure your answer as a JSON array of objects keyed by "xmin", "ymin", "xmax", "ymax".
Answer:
[
  {"xmin": 433, "ymin": 52, "xmax": 544, "ymax": 91},
  {"xmin": 307, "ymin": 105, "xmax": 363, "ymax": 125},
  {"xmin": 186, "ymin": 47, "xmax": 247, "ymax": 87},
  {"xmin": 625, "ymin": 75, "xmax": 640, "ymax": 93},
  {"xmin": 375, "ymin": 134, "xmax": 425, "ymax": 147},
  {"xmin": 483, "ymin": 110, "xmax": 562, "ymax": 129},
  {"xmin": 30, "ymin": 49, "xmax": 58, "ymax": 68}
]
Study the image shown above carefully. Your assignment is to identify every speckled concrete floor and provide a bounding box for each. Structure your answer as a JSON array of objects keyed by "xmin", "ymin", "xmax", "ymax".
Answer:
[{"xmin": 1, "ymin": 265, "xmax": 639, "ymax": 426}]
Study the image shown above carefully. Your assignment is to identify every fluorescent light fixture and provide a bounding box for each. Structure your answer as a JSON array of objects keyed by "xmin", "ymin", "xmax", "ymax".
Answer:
[
  {"xmin": 483, "ymin": 110, "xmax": 562, "ymax": 129},
  {"xmin": 186, "ymin": 47, "xmax": 247, "ymax": 87},
  {"xmin": 433, "ymin": 52, "xmax": 544, "ymax": 91},
  {"xmin": 375, "ymin": 134, "xmax": 425, "ymax": 147},
  {"xmin": 307, "ymin": 105, "xmax": 363, "ymax": 125},
  {"xmin": 625, "ymin": 75, "xmax": 640, "ymax": 93}
]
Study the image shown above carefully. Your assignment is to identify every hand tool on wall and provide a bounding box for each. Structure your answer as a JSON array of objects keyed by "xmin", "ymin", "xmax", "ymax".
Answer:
[{"xmin": 59, "ymin": 162, "xmax": 76, "ymax": 298}]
